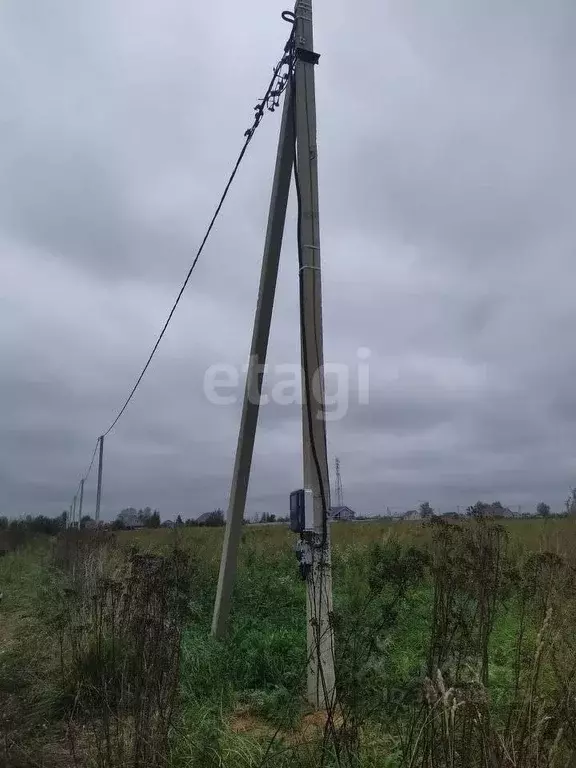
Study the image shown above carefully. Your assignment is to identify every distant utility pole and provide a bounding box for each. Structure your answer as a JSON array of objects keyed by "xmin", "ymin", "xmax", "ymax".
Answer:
[
  {"xmin": 72, "ymin": 494, "xmax": 77, "ymax": 529},
  {"xmin": 78, "ymin": 478, "xmax": 84, "ymax": 525},
  {"xmin": 335, "ymin": 458, "xmax": 344, "ymax": 508},
  {"xmin": 95, "ymin": 435, "xmax": 104, "ymax": 523},
  {"xmin": 212, "ymin": 0, "xmax": 335, "ymax": 709}
]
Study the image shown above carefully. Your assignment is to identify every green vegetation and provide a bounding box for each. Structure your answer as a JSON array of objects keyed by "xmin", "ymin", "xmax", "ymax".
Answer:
[{"xmin": 2, "ymin": 517, "xmax": 576, "ymax": 766}]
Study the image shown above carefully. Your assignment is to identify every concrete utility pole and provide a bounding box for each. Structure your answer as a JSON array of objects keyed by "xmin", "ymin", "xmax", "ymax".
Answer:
[
  {"xmin": 95, "ymin": 435, "xmax": 104, "ymax": 523},
  {"xmin": 293, "ymin": 0, "xmax": 334, "ymax": 707},
  {"xmin": 72, "ymin": 494, "xmax": 77, "ymax": 529},
  {"xmin": 78, "ymin": 478, "xmax": 84, "ymax": 526},
  {"xmin": 335, "ymin": 458, "xmax": 344, "ymax": 508},
  {"xmin": 212, "ymin": 0, "xmax": 335, "ymax": 710},
  {"xmin": 211, "ymin": 85, "xmax": 294, "ymax": 639}
]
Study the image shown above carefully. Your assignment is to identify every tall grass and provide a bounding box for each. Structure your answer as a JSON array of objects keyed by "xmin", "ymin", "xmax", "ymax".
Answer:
[
  {"xmin": 3, "ymin": 518, "xmax": 576, "ymax": 766},
  {"xmin": 1, "ymin": 530, "xmax": 193, "ymax": 767},
  {"xmin": 397, "ymin": 518, "xmax": 576, "ymax": 767}
]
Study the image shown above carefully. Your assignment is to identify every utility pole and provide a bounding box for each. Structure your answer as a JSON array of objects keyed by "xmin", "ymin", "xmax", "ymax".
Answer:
[
  {"xmin": 294, "ymin": 0, "xmax": 335, "ymax": 703},
  {"xmin": 212, "ymin": 0, "xmax": 335, "ymax": 710},
  {"xmin": 95, "ymin": 435, "xmax": 104, "ymax": 524},
  {"xmin": 72, "ymin": 494, "xmax": 77, "ymax": 529},
  {"xmin": 335, "ymin": 458, "xmax": 344, "ymax": 508},
  {"xmin": 211, "ymin": 82, "xmax": 294, "ymax": 639},
  {"xmin": 78, "ymin": 478, "xmax": 84, "ymax": 526}
]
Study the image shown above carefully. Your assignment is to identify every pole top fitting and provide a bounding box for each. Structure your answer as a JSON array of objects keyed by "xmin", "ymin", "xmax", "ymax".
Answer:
[{"xmin": 295, "ymin": 47, "xmax": 320, "ymax": 65}]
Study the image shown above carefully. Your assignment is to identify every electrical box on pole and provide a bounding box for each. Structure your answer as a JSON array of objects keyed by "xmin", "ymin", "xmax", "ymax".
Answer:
[{"xmin": 289, "ymin": 488, "xmax": 314, "ymax": 533}]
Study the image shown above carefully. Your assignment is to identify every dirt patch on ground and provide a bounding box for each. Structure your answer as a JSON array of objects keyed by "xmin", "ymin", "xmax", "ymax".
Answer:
[
  {"xmin": 230, "ymin": 711, "xmax": 274, "ymax": 736},
  {"xmin": 229, "ymin": 706, "xmax": 345, "ymax": 747}
]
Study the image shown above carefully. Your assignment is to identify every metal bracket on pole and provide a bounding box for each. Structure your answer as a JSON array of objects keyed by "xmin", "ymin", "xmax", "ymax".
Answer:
[{"xmin": 295, "ymin": 47, "xmax": 320, "ymax": 65}]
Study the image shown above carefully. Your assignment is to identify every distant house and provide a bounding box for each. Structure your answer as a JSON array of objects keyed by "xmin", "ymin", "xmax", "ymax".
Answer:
[
  {"xmin": 196, "ymin": 509, "xmax": 226, "ymax": 526},
  {"xmin": 486, "ymin": 505, "xmax": 514, "ymax": 519},
  {"xmin": 117, "ymin": 508, "xmax": 145, "ymax": 530},
  {"xmin": 468, "ymin": 502, "xmax": 515, "ymax": 519},
  {"xmin": 124, "ymin": 520, "xmax": 145, "ymax": 530},
  {"xmin": 329, "ymin": 505, "xmax": 356, "ymax": 521}
]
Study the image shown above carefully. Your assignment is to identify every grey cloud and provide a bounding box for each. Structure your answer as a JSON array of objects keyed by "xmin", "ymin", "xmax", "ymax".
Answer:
[
  {"xmin": 1, "ymin": 0, "xmax": 575, "ymax": 521},
  {"xmin": 323, "ymin": 0, "xmax": 576, "ymax": 277}
]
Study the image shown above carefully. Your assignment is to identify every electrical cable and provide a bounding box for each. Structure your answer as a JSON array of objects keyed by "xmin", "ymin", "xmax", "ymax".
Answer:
[
  {"xmin": 100, "ymin": 28, "xmax": 295, "ymax": 439},
  {"xmin": 83, "ymin": 439, "xmax": 100, "ymax": 482},
  {"xmin": 290, "ymin": 49, "xmax": 339, "ymax": 728},
  {"xmin": 67, "ymin": 438, "xmax": 98, "ymax": 523},
  {"xmin": 291, "ymin": 68, "xmax": 330, "ymax": 545},
  {"xmin": 70, "ymin": 18, "xmax": 296, "ymax": 505}
]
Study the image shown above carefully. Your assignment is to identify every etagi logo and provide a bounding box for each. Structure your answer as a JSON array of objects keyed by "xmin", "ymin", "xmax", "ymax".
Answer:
[{"xmin": 203, "ymin": 348, "xmax": 371, "ymax": 422}]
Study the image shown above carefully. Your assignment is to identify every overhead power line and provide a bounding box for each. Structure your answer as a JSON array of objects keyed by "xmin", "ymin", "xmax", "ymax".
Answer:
[
  {"xmin": 82, "ymin": 439, "xmax": 100, "ymax": 482},
  {"xmin": 101, "ymin": 29, "xmax": 295, "ymax": 438},
  {"xmin": 69, "ymin": 17, "xmax": 295, "ymax": 518}
]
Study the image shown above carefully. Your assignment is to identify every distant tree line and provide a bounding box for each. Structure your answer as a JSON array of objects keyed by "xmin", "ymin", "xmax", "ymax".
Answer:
[
  {"xmin": 0, "ymin": 513, "xmax": 67, "ymax": 536},
  {"xmin": 111, "ymin": 507, "xmax": 227, "ymax": 528},
  {"xmin": 0, "ymin": 492, "xmax": 572, "ymax": 554},
  {"xmin": 404, "ymin": 499, "xmax": 562, "ymax": 520}
]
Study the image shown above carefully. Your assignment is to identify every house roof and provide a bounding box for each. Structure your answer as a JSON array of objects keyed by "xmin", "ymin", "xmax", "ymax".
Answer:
[
  {"xmin": 329, "ymin": 505, "xmax": 355, "ymax": 516},
  {"xmin": 196, "ymin": 511, "xmax": 220, "ymax": 523}
]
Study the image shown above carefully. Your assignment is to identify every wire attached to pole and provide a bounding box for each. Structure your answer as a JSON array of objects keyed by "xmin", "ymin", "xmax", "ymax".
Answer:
[
  {"xmin": 291, "ymin": 70, "xmax": 329, "ymax": 546},
  {"xmin": 100, "ymin": 25, "xmax": 295, "ymax": 439},
  {"xmin": 71, "ymin": 14, "xmax": 297, "ymax": 516},
  {"xmin": 82, "ymin": 439, "xmax": 100, "ymax": 483}
]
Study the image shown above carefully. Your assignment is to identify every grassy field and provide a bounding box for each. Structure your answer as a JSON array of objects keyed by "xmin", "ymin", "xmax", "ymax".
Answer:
[{"xmin": 2, "ymin": 517, "xmax": 576, "ymax": 767}]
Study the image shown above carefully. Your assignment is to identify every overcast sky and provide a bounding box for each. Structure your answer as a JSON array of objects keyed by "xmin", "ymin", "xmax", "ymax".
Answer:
[{"xmin": 1, "ymin": 0, "xmax": 575, "ymax": 520}]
